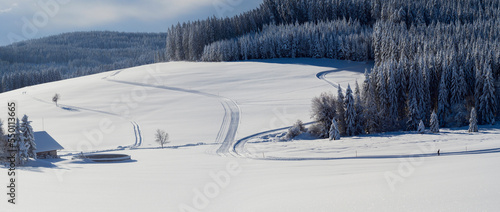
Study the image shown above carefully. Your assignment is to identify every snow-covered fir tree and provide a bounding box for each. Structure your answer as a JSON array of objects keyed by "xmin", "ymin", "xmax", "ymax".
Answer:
[
  {"xmin": 364, "ymin": 72, "xmax": 379, "ymax": 134},
  {"xmin": 407, "ymin": 96, "xmax": 419, "ymax": 131},
  {"xmin": 469, "ymin": 108, "xmax": 479, "ymax": 133},
  {"xmin": 407, "ymin": 68, "xmax": 421, "ymax": 131},
  {"xmin": 396, "ymin": 58, "xmax": 409, "ymax": 127},
  {"xmin": 344, "ymin": 84, "xmax": 356, "ymax": 136},
  {"xmin": 474, "ymin": 68, "xmax": 484, "ymax": 122},
  {"xmin": 479, "ymin": 66, "xmax": 497, "ymax": 125},
  {"xmin": 16, "ymin": 118, "xmax": 29, "ymax": 165},
  {"xmin": 420, "ymin": 58, "xmax": 432, "ymax": 122},
  {"xmin": 336, "ymin": 85, "xmax": 346, "ymax": 135},
  {"xmin": 450, "ymin": 67, "xmax": 467, "ymax": 126},
  {"xmin": 417, "ymin": 120, "xmax": 425, "ymax": 134},
  {"xmin": 376, "ymin": 67, "xmax": 389, "ymax": 130},
  {"xmin": 361, "ymin": 69, "xmax": 370, "ymax": 105},
  {"xmin": 354, "ymin": 81, "xmax": 365, "ymax": 135},
  {"xmin": 415, "ymin": 64, "xmax": 427, "ymax": 123},
  {"xmin": 20, "ymin": 115, "xmax": 37, "ymax": 159},
  {"xmin": 437, "ymin": 71, "xmax": 450, "ymax": 126},
  {"xmin": 329, "ymin": 119, "xmax": 340, "ymax": 141},
  {"xmin": 430, "ymin": 111, "xmax": 440, "ymax": 133},
  {"xmin": 387, "ymin": 62, "xmax": 399, "ymax": 130}
]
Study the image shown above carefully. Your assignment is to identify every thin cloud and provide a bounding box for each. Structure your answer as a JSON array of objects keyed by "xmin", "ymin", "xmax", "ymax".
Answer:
[
  {"xmin": 50, "ymin": 0, "xmax": 215, "ymax": 27},
  {"xmin": 0, "ymin": 3, "xmax": 18, "ymax": 14},
  {"xmin": 0, "ymin": 0, "xmax": 262, "ymax": 46}
]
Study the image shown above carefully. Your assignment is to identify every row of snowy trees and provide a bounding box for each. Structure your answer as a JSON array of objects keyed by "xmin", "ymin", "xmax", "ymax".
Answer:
[
  {"xmin": 364, "ymin": 60, "xmax": 496, "ymax": 133},
  {"xmin": 0, "ymin": 115, "xmax": 36, "ymax": 166},
  {"xmin": 200, "ymin": 19, "xmax": 372, "ymax": 62},
  {"xmin": 368, "ymin": 0, "xmax": 500, "ymax": 131},
  {"xmin": 166, "ymin": 0, "xmax": 500, "ymax": 62},
  {"xmin": 165, "ymin": 0, "xmax": 374, "ymax": 61},
  {"xmin": 0, "ymin": 31, "xmax": 165, "ymax": 93},
  {"xmin": 1, "ymin": 69, "xmax": 62, "ymax": 92},
  {"xmin": 373, "ymin": 0, "xmax": 500, "ymax": 26},
  {"xmin": 310, "ymin": 79, "xmax": 488, "ymax": 140},
  {"xmin": 372, "ymin": 20, "xmax": 500, "ymax": 128}
]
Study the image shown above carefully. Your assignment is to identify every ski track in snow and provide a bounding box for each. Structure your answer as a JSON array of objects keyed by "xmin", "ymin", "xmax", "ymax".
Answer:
[
  {"xmin": 106, "ymin": 79, "xmax": 241, "ymax": 156},
  {"xmin": 131, "ymin": 121, "xmax": 142, "ymax": 148},
  {"xmin": 216, "ymin": 98, "xmax": 240, "ymax": 156},
  {"xmin": 315, "ymin": 64, "xmax": 368, "ymax": 92},
  {"xmin": 26, "ymin": 83, "xmax": 143, "ymax": 152},
  {"xmin": 232, "ymin": 66, "xmax": 365, "ymax": 158},
  {"xmin": 57, "ymin": 103, "xmax": 143, "ymax": 149},
  {"xmin": 316, "ymin": 70, "xmax": 343, "ymax": 90}
]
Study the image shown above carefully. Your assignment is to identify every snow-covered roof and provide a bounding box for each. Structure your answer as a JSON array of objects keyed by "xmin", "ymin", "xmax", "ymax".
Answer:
[{"xmin": 34, "ymin": 131, "xmax": 64, "ymax": 153}]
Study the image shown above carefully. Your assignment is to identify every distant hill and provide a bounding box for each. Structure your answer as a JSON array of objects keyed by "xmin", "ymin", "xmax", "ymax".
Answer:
[{"xmin": 0, "ymin": 31, "xmax": 166, "ymax": 92}]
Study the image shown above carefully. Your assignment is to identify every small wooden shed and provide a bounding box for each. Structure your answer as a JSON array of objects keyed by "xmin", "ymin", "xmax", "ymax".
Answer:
[{"xmin": 34, "ymin": 131, "xmax": 64, "ymax": 158}]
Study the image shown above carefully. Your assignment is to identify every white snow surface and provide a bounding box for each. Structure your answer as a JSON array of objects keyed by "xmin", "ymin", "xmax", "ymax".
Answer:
[{"xmin": 0, "ymin": 58, "xmax": 499, "ymax": 211}]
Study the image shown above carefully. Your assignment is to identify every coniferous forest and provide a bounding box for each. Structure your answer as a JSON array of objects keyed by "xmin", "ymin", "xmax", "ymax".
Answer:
[
  {"xmin": 0, "ymin": 31, "xmax": 166, "ymax": 92},
  {"xmin": 166, "ymin": 0, "xmax": 499, "ymax": 135}
]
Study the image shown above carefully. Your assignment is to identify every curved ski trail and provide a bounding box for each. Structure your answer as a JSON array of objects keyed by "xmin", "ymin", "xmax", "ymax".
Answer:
[
  {"xmin": 106, "ymin": 79, "xmax": 240, "ymax": 156},
  {"xmin": 56, "ymin": 103, "xmax": 144, "ymax": 149},
  {"xmin": 26, "ymin": 86, "xmax": 143, "ymax": 151},
  {"xmin": 131, "ymin": 121, "xmax": 143, "ymax": 148},
  {"xmin": 234, "ymin": 64, "xmax": 365, "ymax": 159}
]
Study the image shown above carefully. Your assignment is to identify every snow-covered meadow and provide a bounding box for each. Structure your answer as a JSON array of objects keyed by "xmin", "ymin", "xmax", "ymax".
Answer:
[{"xmin": 1, "ymin": 59, "xmax": 499, "ymax": 211}]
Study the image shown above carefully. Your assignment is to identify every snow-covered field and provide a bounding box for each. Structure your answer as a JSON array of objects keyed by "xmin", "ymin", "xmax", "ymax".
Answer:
[{"xmin": 1, "ymin": 59, "xmax": 499, "ymax": 211}]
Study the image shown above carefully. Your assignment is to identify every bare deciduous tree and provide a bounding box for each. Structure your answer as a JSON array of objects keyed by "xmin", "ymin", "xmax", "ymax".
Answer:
[
  {"xmin": 155, "ymin": 129, "xmax": 170, "ymax": 148},
  {"xmin": 52, "ymin": 93, "xmax": 60, "ymax": 106}
]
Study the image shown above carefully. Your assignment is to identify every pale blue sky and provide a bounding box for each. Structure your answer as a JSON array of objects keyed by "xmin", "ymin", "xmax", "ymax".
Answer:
[{"xmin": 0, "ymin": 0, "xmax": 262, "ymax": 46}]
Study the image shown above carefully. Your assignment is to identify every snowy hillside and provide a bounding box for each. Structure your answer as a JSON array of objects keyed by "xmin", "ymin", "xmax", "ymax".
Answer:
[
  {"xmin": 1, "ymin": 59, "xmax": 499, "ymax": 211},
  {"xmin": 0, "ymin": 59, "xmax": 367, "ymax": 153}
]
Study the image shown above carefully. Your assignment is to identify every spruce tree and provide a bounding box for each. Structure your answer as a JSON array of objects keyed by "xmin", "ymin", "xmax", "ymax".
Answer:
[
  {"xmin": 387, "ymin": 63, "xmax": 399, "ymax": 130},
  {"xmin": 407, "ymin": 96, "xmax": 419, "ymax": 131},
  {"xmin": 406, "ymin": 68, "xmax": 422, "ymax": 130},
  {"xmin": 344, "ymin": 84, "xmax": 356, "ymax": 136},
  {"xmin": 364, "ymin": 73, "xmax": 379, "ymax": 134},
  {"xmin": 354, "ymin": 81, "xmax": 365, "ymax": 135},
  {"xmin": 469, "ymin": 108, "xmax": 478, "ymax": 133},
  {"xmin": 430, "ymin": 110, "xmax": 439, "ymax": 133},
  {"xmin": 479, "ymin": 66, "xmax": 497, "ymax": 125},
  {"xmin": 361, "ymin": 69, "xmax": 370, "ymax": 104},
  {"xmin": 420, "ymin": 60, "xmax": 432, "ymax": 122},
  {"xmin": 437, "ymin": 72, "xmax": 450, "ymax": 126},
  {"xmin": 20, "ymin": 115, "xmax": 37, "ymax": 159},
  {"xmin": 16, "ymin": 118, "xmax": 29, "ymax": 165},
  {"xmin": 417, "ymin": 120, "xmax": 425, "ymax": 134},
  {"xmin": 450, "ymin": 67, "xmax": 467, "ymax": 126},
  {"xmin": 397, "ymin": 58, "xmax": 408, "ymax": 126},
  {"xmin": 377, "ymin": 67, "xmax": 389, "ymax": 131},
  {"xmin": 474, "ymin": 68, "xmax": 484, "ymax": 120},
  {"xmin": 416, "ymin": 64, "xmax": 427, "ymax": 122},
  {"xmin": 336, "ymin": 85, "xmax": 346, "ymax": 135},
  {"xmin": 329, "ymin": 119, "xmax": 340, "ymax": 141}
]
